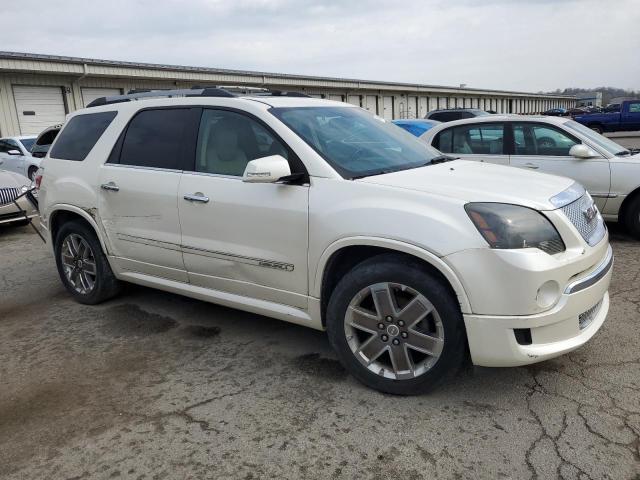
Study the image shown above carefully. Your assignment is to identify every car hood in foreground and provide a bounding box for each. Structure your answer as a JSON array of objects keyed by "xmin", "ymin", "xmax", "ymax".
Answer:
[{"xmin": 357, "ymin": 160, "xmax": 575, "ymax": 211}]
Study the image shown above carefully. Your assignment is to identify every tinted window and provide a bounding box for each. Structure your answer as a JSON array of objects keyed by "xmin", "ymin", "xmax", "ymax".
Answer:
[
  {"xmin": 50, "ymin": 112, "xmax": 117, "ymax": 161},
  {"xmin": 19, "ymin": 138, "xmax": 35, "ymax": 151},
  {"xmin": 195, "ymin": 109, "xmax": 289, "ymax": 176},
  {"xmin": 430, "ymin": 112, "xmax": 460, "ymax": 122},
  {"xmin": 437, "ymin": 124, "xmax": 504, "ymax": 154},
  {"xmin": 119, "ymin": 109, "xmax": 190, "ymax": 169},
  {"xmin": 513, "ymin": 123, "xmax": 578, "ymax": 156}
]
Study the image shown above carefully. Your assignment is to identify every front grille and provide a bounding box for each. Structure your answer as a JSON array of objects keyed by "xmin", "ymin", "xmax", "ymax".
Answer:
[
  {"xmin": 561, "ymin": 194, "xmax": 606, "ymax": 246},
  {"xmin": 0, "ymin": 187, "xmax": 20, "ymax": 206},
  {"xmin": 579, "ymin": 301, "xmax": 602, "ymax": 330}
]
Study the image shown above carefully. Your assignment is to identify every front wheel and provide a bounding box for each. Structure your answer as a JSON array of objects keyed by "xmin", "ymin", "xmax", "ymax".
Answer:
[
  {"xmin": 589, "ymin": 125, "xmax": 603, "ymax": 134},
  {"xmin": 28, "ymin": 166, "xmax": 38, "ymax": 181},
  {"xmin": 326, "ymin": 254, "xmax": 467, "ymax": 395},
  {"xmin": 623, "ymin": 195, "xmax": 640, "ymax": 240}
]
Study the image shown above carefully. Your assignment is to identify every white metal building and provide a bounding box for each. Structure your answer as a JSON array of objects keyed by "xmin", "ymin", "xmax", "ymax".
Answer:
[{"xmin": 0, "ymin": 51, "xmax": 577, "ymax": 137}]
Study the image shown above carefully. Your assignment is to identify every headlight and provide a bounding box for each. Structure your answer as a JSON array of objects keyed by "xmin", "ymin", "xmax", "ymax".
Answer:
[{"xmin": 465, "ymin": 203, "xmax": 565, "ymax": 254}]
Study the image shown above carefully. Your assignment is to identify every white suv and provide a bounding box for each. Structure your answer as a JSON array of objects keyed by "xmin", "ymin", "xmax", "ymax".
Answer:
[{"xmin": 37, "ymin": 88, "xmax": 613, "ymax": 394}]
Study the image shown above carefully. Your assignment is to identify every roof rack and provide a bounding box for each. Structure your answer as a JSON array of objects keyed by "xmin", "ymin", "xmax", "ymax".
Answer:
[{"xmin": 86, "ymin": 86, "xmax": 311, "ymax": 107}]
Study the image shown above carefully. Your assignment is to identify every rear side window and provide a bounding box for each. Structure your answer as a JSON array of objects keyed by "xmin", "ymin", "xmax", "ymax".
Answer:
[
  {"xmin": 436, "ymin": 123, "xmax": 504, "ymax": 154},
  {"xmin": 430, "ymin": 112, "xmax": 460, "ymax": 122},
  {"xmin": 50, "ymin": 112, "xmax": 117, "ymax": 161},
  {"xmin": 118, "ymin": 108, "xmax": 190, "ymax": 170}
]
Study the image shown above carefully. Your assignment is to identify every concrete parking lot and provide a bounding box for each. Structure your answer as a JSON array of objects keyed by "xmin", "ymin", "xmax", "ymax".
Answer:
[{"xmin": 1, "ymin": 223, "xmax": 639, "ymax": 480}]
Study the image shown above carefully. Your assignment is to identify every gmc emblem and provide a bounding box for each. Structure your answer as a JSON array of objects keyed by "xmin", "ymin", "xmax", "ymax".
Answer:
[{"xmin": 583, "ymin": 204, "xmax": 598, "ymax": 222}]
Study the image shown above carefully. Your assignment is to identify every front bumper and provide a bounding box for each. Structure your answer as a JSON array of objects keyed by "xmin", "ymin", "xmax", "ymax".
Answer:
[
  {"xmin": 0, "ymin": 196, "xmax": 37, "ymax": 225},
  {"xmin": 463, "ymin": 245, "xmax": 613, "ymax": 367}
]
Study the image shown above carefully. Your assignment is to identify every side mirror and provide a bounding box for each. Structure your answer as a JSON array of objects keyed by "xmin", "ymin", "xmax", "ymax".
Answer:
[
  {"xmin": 7, "ymin": 149, "xmax": 22, "ymax": 156},
  {"xmin": 569, "ymin": 144, "xmax": 595, "ymax": 159},
  {"xmin": 242, "ymin": 155, "xmax": 292, "ymax": 183}
]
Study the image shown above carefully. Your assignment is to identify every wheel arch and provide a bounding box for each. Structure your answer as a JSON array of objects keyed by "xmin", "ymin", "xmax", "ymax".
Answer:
[
  {"xmin": 619, "ymin": 186, "xmax": 640, "ymax": 224},
  {"xmin": 48, "ymin": 205, "xmax": 110, "ymax": 255},
  {"xmin": 314, "ymin": 237, "xmax": 472, "ymax": 326}
]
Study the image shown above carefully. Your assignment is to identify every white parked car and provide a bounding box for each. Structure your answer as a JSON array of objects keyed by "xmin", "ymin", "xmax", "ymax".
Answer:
[
  {"xmin": 0, "ymin": 136, "xmax": 40, "ymax": 180},
  {"xmin": 37, "ymin": 89, "xmax": 612, "ymax": 394},
  {"xmin": 419, "ymin": 115, "xmax": 640, "ymax": 238},
  {"xmin": 0, "ymin": 169, "xmax": 37, "ymax": 225}
]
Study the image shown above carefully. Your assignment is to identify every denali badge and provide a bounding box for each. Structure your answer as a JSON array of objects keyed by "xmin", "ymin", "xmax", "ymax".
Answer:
[{"xmin": 583, "ymin": 204, "xmax": 597, "ymax": 222}]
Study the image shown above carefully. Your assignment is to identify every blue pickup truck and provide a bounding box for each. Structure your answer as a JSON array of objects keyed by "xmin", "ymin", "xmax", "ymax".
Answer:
[{"xmin": 574, "ymin": 99, "xmax": 640, "ymax": 133}]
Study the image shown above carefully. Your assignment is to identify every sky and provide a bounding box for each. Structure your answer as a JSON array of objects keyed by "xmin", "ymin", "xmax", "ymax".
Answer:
[{"xmin": 1, "ymin": 0, "xmax": 639, "ymax": 93}]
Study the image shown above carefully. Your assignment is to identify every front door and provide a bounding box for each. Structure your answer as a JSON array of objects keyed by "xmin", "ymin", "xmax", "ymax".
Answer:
[
  {"xmin": 621, "ymin": 101, "xmax": 640, "ymax": 131},
  {"xmin": 508, "ymin": 122, "xmax": 611, "ymax": 210},
  {"xmin": 178, "ymin": 108, "xmax": 309, "ymax": 308},
  {"xmin": 98, "ymin": 107, "xmax": 192, "ymax": 282},
  {"xmin": 433, "ymin": 122, "xmax": 509, "ymax": 165},
  {"xmin": 0, "ymin": 139, "xmax": 26, "ymax": 177}
]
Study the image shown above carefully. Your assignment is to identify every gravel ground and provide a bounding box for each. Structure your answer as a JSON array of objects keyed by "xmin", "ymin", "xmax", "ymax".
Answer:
[{"xmin": 0, "ymin": 222, "xmax": 638, "ymax": 480}]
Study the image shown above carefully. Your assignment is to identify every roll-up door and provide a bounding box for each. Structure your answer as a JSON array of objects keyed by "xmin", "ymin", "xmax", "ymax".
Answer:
[{"xmin": 13, "ymin": 85, "xmax": 67, "ymax": 135}]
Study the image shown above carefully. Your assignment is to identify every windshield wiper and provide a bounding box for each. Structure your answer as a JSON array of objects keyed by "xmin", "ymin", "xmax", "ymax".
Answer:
[
  {"xmin": 429, "ymin": 155, "xmax": 458, "ymax": 164},
  {"xmin": 615, "ymin": 150, "xmax": 631, "ymax": 156}
]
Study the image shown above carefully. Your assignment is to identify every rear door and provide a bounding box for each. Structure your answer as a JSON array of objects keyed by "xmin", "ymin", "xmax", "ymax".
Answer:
[
  {"xmin": 97, "ymin": 107, "xmax": 193, "ymax": 282},
  {"xmin": 508, "ymin": 122, "xmax": 610, "ymax": 210},
  {"xmin": 432, "ymin": 122, "xmax": 509, "ymax": 165},
  {"xmin": 177, "ymin": 108, "xmax": 309, "ymax": 308}
]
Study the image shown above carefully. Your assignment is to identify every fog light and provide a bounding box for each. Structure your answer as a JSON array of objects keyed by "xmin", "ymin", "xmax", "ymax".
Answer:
[{"xmin": 537, "ymin": 280, "xmax": 560, "ymax": 309}]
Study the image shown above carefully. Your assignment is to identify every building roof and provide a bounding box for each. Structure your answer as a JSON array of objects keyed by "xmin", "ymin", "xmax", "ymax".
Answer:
[{"xmin": 0, "ymin": 51, "xmax": 575, "ymax": 99}]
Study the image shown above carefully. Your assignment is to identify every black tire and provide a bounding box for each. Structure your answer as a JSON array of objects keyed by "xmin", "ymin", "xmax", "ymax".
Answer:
[
  {"xmin": 589, "ymin": 124, "xmax": 603, "ymax": 134},
  {"xmin": 28, "ymin": 166, "xmax": 38, "ymax": 181},
  {"xmin": 54, "ymin": 220, "xmax": 121, "ymax": 304},
  {"xmin": 326, "ymin": 253, "xmax": 466, "ymax": 395},
  {"xmin": 623, "ymin": 195, "xmax": 640, "ymax": 240}
]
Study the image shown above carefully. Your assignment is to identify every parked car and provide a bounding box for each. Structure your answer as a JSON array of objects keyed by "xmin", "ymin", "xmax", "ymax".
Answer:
[
  {"xmin": 420, "ymin": 114, "xmax": 640, "ymax": 238},
  {"xmin": 542, "ymin": 107, "xmax": 567, "ymax": 116},
  {"xmin": 0, "ymin": 169, "xmax": 37, "ymax": 226},
  {"xmin": 424, "ymin": 108, "xmax": 490, "ymax": 122},
  {"xmin": 30, "ymin": 124, "xmax": 62, "ymax": 159},
  {"xmin": 38, "ymin": 88, "xmax": 612, "ymax": 394},
  {"xmin": 392, "ymin": 119, "xmax": 440, "ymax": 137},
  {"xmin": 0, "ymin": 136, "xmax": 40, "ymax": 180},
  {"xmin": 573, "ymin": 99, "xmax": 640, "ymax": 133}
]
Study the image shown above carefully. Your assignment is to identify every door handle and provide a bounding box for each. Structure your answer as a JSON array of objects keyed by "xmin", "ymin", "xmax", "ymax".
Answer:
[
  {"xmin": 100, "ymin": 182, "xmax": 120, "ymax": 191},
  {"xmin": 523, "ymin": 163, "xmax": 539, "ymax": 170},
  {"xmin": 183, "ymin": 193, "xmax": 210, "ymax": 203}
]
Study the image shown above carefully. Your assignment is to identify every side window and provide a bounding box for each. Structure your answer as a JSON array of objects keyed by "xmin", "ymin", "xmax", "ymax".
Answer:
[
  {"xmin": 50, "ymin": 111, "xmax": 117, "ymax": 161},
  {"xmin": 512, "ymin": 123, "xmax": 578, "ymax": 156},
  {"xmin": 435, "ymin": 129, "xmax": 453, "ymax": 153},
  {"xmin": 442, "ymin": 124, "xmax": 504, "ymax": 154},
  {"xmin": 195, "ymin": 109, "xmax": 289, "ymax": 177},
  {"xmin": 628, "ymin": 102, "xmax": 640, "ymax": 113},
  {"xmin": 0, "ymin": 140, "xmax": 13, "ymax": 153},
  {"xmin": 118, "ymin": 109, "xmax": 190, "ymax": 169}
]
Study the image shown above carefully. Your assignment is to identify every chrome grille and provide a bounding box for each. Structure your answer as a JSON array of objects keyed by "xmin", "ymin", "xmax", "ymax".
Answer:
[
  {"xmin": 561, "ymin": 194, "xmax": 606, "ymax": 246},
  {"xmin": 579, "ymin": 300, "xmax": 602, "ymax": 330},
  {"xmin": 0, "ymin": 187, "xmax": 20, "ymax": 206}
]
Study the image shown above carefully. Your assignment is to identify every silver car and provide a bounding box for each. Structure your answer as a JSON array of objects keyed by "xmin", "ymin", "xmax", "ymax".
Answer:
[
  {"xmin": 420, "ymin": 115, "xmax": 640, "ymax": 238},
  {"xmin": 0, "ymin": 169, "xmax": 37, "ymax": 226}
]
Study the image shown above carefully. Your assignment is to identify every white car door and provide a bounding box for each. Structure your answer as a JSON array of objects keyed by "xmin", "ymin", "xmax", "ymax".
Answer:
[
  {"xmin": 431, "ymin": 122, "xmax": 509, "ymax": 166},
  {"xmin": 508, "ymin": 122, "xmax": 611, "ymax": 211},
  {"xmin": 97, "ymin": 108, "xmax": 189, "ymax": 282},
  {"xmin": 178, "ymin": 108, "xmax": 309, "ymax": 309}
]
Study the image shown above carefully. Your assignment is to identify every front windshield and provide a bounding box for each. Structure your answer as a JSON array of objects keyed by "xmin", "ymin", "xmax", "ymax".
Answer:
[
  {"xmin": 563, "ymin": 119, "xmax": 627, "ymax": 155},
  {"xmin": 19, "ymin": 138, "xmax": 36, "ymax": 151},
  {"xmin": 270, "ymin": 106, "xmax": 441, "ymax": 178}
]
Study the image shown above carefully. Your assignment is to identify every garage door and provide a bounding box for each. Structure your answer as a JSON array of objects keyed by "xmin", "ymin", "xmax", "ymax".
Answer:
[
  {"xmin": 81, "ymin": 87, "xmax": 122, "ymax": 107},
  {"xmin": 382, "ymin": 96, "xmax": 394, "ymax": 120},
  {"xmin": 13, "ymin": 85, "xmax": 67, "ymax": 135}
]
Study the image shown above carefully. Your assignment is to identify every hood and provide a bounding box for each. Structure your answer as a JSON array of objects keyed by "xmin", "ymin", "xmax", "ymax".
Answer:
[
  {"xmin": 0, "ymin": 169, "xmax": 30, "ymax": 188},
  {"xmin": 357, "ymin": 160, "xmax": 574, "ymax": 211}
]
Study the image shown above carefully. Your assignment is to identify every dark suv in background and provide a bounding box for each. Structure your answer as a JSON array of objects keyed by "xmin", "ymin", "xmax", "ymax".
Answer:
[{"xmin": 424, "ymin": 108, "xmax": 491, "ymax": 122}]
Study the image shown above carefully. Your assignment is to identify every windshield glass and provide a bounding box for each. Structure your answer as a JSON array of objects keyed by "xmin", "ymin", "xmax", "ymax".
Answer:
[
  {"xmin": 563, "ymin": 119, "xmax": 627, "ymax": 155},
  {"xmin": 19, "ymin": 138, "xmax": 36, "ymax": 151},
  {"xmin": 270, "ymin": 106, "xmax": 441, "ymax": 178}
]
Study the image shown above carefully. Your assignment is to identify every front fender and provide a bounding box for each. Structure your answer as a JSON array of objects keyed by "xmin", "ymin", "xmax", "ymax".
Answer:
[{"xmin": 312, "ymin": 236, "xmax": 472, "ymax": 314}]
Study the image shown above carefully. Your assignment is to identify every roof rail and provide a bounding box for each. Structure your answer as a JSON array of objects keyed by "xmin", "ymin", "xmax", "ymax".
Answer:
[{"xmin": 86, "ymin": 86, "xmax": 313, "ymax": 107}]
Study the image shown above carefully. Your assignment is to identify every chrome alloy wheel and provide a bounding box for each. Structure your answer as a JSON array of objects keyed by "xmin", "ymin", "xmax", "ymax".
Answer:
[
  {"xmin": 344, "ymin": 282, "xmax": 445, "ymax": 380},
  {"xmin": 60, "ymin": 234, "xmax": 97, "ymax": 295}
]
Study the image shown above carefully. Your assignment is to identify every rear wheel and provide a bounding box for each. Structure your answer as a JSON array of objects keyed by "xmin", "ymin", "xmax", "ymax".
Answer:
[
  {"xmin": 589, "ymin": 124, "xmax": 603, "ymax": 134},
  {"xmin": 54, "ymin": 220, "xmax": 121, "ymax": 304},
  {"xmin": 326, "ymin": 254, "xmax": 466, "ymax": 395},
  {"xmin": 28, "ymin": 166, "xmax": 38, "ymax": 181},
  {"xmin": 623, "ymin": 195, "xmax": 640, "ymax": 240}
]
